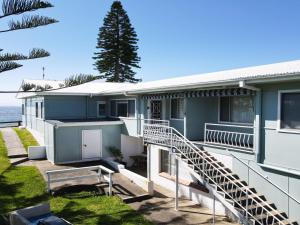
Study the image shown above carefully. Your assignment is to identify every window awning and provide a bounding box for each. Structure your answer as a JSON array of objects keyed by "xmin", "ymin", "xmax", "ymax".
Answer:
[{"xmin": 142, "ymin": 88, "xmax": 255, "ymax": 100}]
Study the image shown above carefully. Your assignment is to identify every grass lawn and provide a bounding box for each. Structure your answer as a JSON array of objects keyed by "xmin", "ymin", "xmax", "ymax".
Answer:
[
  {"xmin": 13, "ymin": 128, "xmax": 39, "ymax": 151},
  {"xmin": 0, "ymin": 132, "xmax": 48, "ymax": 217},
  {"xmin": 0, "ymin": 131, "xmax": 152, "ymax": 225}
]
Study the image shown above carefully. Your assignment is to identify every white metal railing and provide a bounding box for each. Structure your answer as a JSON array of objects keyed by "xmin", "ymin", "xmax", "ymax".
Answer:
[
  {"xmin": 204, "ymin": 123, "xmax": 254, "ymax": 151},
  {"xmin": 143, "ymin": 123, "xmax": 292, "ymax": 225},
  {"xmin": 46, "ymin": 165, "xmax": 114, "ymax": 195},
  {"xmin": 143, "ymin": 119, "xmax": 170, "ymax": 126}
]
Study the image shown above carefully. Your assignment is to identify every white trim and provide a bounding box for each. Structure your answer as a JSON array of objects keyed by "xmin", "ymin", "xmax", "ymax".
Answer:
[
  {"xmin": 277, "ymin": 89, "xmax": 300, "ymax": 133},
  {"xmin": 54, "ymin": 157, "xmax": 102, "ymax": 165},
  {"xmin": 259, "ymin": 163, "xmax": 300, "ymax": 177},
  {"xmin": 218, "ymin": 96, "xmax": 254, "ymax": 125},
  {"xmin": 54, "ymin": 121, "xmax": 124, "ymax": 127},
  {"xmin": 169, "ymin": 98, "xmax": 185, "ymax": 120},
  {"xmin": 97, "ymin": 101, "xmax": 106, "ymax": 118}
]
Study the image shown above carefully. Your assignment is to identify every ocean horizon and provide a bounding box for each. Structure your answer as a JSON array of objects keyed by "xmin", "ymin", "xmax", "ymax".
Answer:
[{"xmin": 0, "ymin": 106, "xmax": 22, "ymax": 123}]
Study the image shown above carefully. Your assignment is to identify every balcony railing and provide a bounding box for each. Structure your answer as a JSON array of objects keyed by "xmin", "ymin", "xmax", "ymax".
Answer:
[
  {"xmin": 204, "ymin": 123, "xmax": 254, "ymax": 152},
  {"xmin": 143, "ymin": 119, "xmax": 170, "ymax": 126}
]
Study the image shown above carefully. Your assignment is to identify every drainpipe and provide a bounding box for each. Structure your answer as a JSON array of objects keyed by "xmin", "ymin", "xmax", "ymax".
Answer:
[{"xmin": 239, "ymin": 80, "xmax": 262, "ymax": 163}]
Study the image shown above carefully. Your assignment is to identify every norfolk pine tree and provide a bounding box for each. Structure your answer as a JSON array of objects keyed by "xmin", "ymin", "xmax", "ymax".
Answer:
[
  {"xmin": 0, "ymin": 0, "xmax": 58, "ymax": 73},
  {"xmin": 93, "ymin": 1, "xmax": 141, "ymax": 83}
]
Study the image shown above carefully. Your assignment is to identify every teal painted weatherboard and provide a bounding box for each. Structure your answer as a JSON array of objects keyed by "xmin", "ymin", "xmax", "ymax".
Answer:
[{"xmin": 53, "ymin": 123, "xmax": 122, "ymax": 163}]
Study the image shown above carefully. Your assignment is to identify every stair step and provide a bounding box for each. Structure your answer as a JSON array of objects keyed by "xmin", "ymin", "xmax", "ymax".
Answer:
[
  {"xmin": 273, "ymin": 219, "xmax": 298, "ymax": 225},
  {"xmin": 247, "ymin": 201, "xmax": 276, "ymax": 211},
  {"xmin": 236, "ymin": 193, "xmax": 265, "ymax": 202},
  {"xmin": 219, "ymin": 179, "xmax": 245, "ymax": 188},
  {"xmin": 212, "ymin": 173, "xmax": 239, "ymax": 180},
  {"xmin": 252, "ymin": 211, "xmax": 286, "ymax": 223},
  {"xmin": 225, "ymin": 186, "xmax": 256, "ymax": 195}
]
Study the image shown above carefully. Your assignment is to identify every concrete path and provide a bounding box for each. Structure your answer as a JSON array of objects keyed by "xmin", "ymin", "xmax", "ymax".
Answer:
[
  {"xmin": 129, "ymin": 184, "xmax": 237, "ymax": 225},
  {"xmin": 0, "ymin": 128, "xmax": 30, "ymax": 165}
]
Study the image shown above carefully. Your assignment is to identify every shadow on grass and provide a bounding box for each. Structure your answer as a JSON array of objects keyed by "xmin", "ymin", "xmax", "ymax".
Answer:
[
  {"xmin": 52, "ymin": 185, "xmax": 152, "ymax": 225},
  {"xmin": 0, "ymin": 165, "xmax": 49, "ymax": 214}
]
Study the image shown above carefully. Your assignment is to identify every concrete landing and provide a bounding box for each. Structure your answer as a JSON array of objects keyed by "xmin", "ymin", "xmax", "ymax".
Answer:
[{"xmin": 129, "ymin": 184, "xmax": 237, "ymax": 225}]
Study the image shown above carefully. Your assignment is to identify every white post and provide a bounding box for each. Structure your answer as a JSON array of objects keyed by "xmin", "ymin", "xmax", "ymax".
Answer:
[
  {"xmin": 175, "ymin": 158, "xmax": 179, "ymax": 211},
  {"xmin": 213, "ymin": 196, "xmax": 216, "ymax": 225},
  {"xmin": 147, "ymin": 145, "xmax": 151, "ymax": 180},
  {"xmin": 108, "ymin": 173, "xmax": 112, "ymax": 196},
  {"xmin": 97, "ymin": 167, "xmax": 101, "ymax": 183}
]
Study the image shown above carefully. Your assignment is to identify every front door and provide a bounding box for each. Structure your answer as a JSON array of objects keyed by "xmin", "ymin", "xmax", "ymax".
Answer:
[
  {"xmin": 82, "ymin": 130, "xmax": 102, "ymax": 159},
  {"xmin": 150, "ymin": 100, "xmax": 162, "ymax": 119}
]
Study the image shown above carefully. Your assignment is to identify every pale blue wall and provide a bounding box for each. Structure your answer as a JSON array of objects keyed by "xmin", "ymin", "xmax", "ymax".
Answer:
[
  {"xmin": 259, "ymin": 82, "xmax": 300, "ymax": 171},
  {"xmin": 52, "ymin": 124, "xmax": 122, "ymax": 164},
  {"xmin": 23, "ymin": 97, "xmax": 44, "ymax": 137},
  {"xmin": 186, "ymin": 97, "xmax": 218, "ymax": 141},
  {"xmin": 44, "ymin": 96, "xmax": 87, "ymax": 120}
]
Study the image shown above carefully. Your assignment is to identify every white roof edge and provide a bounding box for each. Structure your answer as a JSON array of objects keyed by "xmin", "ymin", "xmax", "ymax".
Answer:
[{"xmin": 17, "ymin": 60, "xmax": 300, "ymax": 98}]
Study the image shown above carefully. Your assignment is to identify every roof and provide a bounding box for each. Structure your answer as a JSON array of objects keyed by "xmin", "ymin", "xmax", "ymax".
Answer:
[
  {"xmin": 47, "ymin": 80, "xmax": 136, "ymax": 96},
  {"xmin": 17, "ymin": 59, "xmax": 300, "ymax": 98},
  {"xmin": 16, "ymin": 79, "xmax": 64, "ymax": 98},
  {"xmin": 127, "ymin": 59, "xmax": 300, "ymax": 93}
]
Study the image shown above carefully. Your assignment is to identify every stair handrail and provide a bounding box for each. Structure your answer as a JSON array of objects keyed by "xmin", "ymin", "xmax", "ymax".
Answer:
[
  {"xmin": 227, "ymin": 150, "xmax": 300, "ymax": 205},
  {"xmin": 143, "ymin": 124, "xmax": 291, "ymax": 225}
]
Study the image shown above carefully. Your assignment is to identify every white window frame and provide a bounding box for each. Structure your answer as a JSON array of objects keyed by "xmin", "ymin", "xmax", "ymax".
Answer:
[
  {"xmin": 97, "ymin": 101, "xmax": 106, "ymax": 118},
  {"xmin": 218, "ymin": 96, "xmax": 254, "ymax": 125},
  {"xmin": 110, "ymin": 98, "xmax": 136, "ymax": 119},
  {"xmin": 277, "ymin": 89, "xmax": 300, "ymax": 134},
  {"xmin": 170, "ymin": 98, "xmax": 185, "ymax": 120}
]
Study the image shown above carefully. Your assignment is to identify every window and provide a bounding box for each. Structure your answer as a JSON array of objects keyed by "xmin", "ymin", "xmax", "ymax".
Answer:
[
  {"xmin": 110, "ymin": 99, "xmax": 135, "ymax": 118},
  {"xmin": 110, "ymin": 100, "xmax": 116, "ymax": 117},
  {"xmin": 171, "ymin": 98, "xmax": 184, "ymax": 119},
  {"xmin": 22, "ymin": 104, "xmax": 24, "ymax": 115},
  {"xmin": 97, "ymin": 101, "xmax": 106, "ymax": 118},
  {"xmin": 219, "ymin": 96, "xmax": 254, "ymax": 124},
  {"xmin": 160, "ymin": 149, "xmax": 176, "ymax": 176},
  {"xmin": 279, "ymin": 92, "xmax": 300, "ymax": 130},
  {"xmin": 35, "ymin": 102, "xmax": 38, "ymax": 118},
  {"xmin": 117, "ymin": 102, "xmax": 128, "ymax": 117},
  {"xmin": 40, "ymin": 102, "xmax": 43, "ymax": 119}
]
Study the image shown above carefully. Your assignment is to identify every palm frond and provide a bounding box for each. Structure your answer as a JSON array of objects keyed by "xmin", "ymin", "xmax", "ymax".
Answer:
[
  {"xmin": 0, "ymin": 61, "xmax": 22, "ymax": 73},
  {"xmin": 0, "ymin": 15, "xmax": 58, "ymax": 33},
  {"xmin": 28, "ymin": 48, "xmax": 50, "ymax": 59},
  {"xmin": 0, "ymin": 0, "xmax": 53, "ymax": 18},
  {"xmin": 0, "ymin": 52, "xmax": 27, "ymax": 61}
]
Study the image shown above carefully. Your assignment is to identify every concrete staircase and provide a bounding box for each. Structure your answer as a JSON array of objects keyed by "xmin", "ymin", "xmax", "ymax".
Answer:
[{"xmin": 143, "ymin": 124, "xmax": 298, "ymax": 225}]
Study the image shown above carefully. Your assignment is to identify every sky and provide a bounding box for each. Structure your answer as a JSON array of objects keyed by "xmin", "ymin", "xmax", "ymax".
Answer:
[{"xmin": 1, "ymin": 0, "xmax": 300, "ymax": 106}]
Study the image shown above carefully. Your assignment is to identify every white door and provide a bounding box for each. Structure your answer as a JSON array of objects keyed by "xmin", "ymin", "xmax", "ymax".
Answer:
[{"xmin": 82, "ymin": 130, "xmax": 102, "ymax": 159}]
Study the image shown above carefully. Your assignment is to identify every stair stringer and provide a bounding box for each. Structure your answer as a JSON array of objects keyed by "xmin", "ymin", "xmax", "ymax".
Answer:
[{"xmin": 176, "ymin": 153, "xmax": 248, "ymax": 224}]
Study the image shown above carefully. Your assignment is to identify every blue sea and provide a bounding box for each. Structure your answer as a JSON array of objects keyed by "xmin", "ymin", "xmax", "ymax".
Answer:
[{"xmin": 0, "ymin": 106, "xmax": 22, "ymax": 123}]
